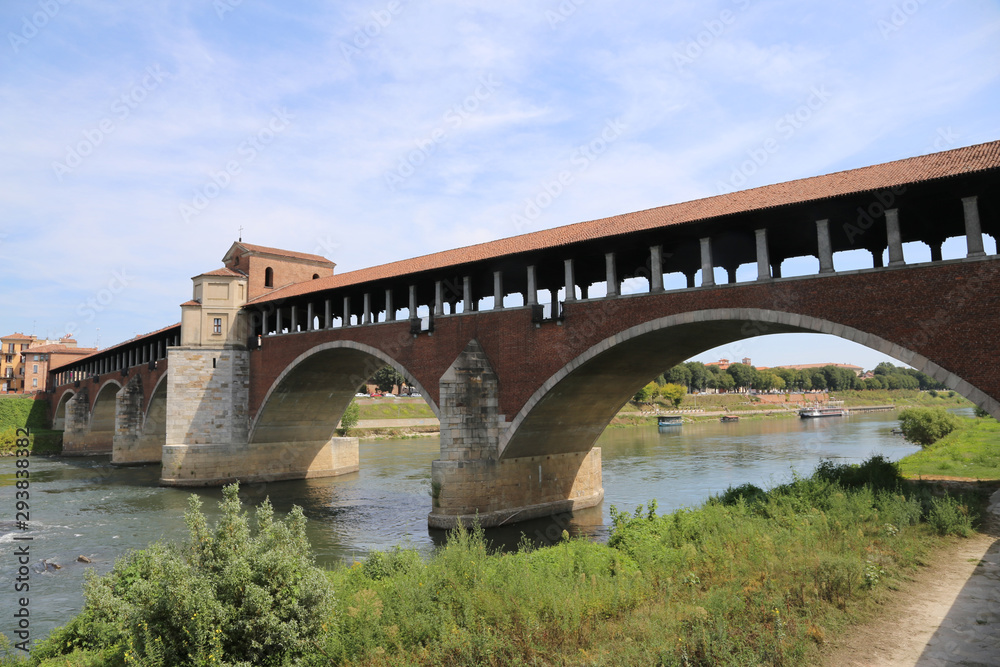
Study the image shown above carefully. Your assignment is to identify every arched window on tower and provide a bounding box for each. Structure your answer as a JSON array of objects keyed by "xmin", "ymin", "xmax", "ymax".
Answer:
[
  {"xmin": 264, "ymin": 267, "xmax": 274, "ymax": 288},
  {"xmin": 312, "ymin": 274, "xmax": 319, "ymax": 279}
]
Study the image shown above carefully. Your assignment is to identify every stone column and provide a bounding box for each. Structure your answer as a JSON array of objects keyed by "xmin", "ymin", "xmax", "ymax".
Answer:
[
  {"xmin": 816, "ymin": 219, "xmax": 834, "ymax": 274},
  {"xmin": 385, "ymin": 289, "xmax": 395, "ymax": 321},
  {"xmin": 963, "ymin": 196, "xmax": 986, "ymax": 258},
  {"xmin": 113, "ymin": 374, "xmax": 160, "ymax": 465},
  {"xmin": 409, "ymin": 284, "xmax": 417, "ymax": 318},
  {"xmin": 434, "ymin": 281, "xmax": 445, "ymax": 316},
  {"xmin": 324, "ymin": 300, "xmax": 332, "ymax": 329},
  {"xmin": 276, "ymin": 307, "xmax": 284, "ymax": 334},
  {"xmin": 493, "ymin": 271, "xmax": 504, "ymax": 309},
  {"xmin": 886, "ymin": 208, "xmax": 905, "ymax": 266},
  {"xmin": 700, "ymin": 237, "xmax": 715, "ymax": 287},
  {"xmin": 650, "ymin": 245, "xmax": 664, "ymax": 292},
  {"xmin": 755, "ymin": 229, "xmax": 771, "ymax": 281},
  {"xmin": 363, "ymin": 293, "xmax": 372, "ymax": 324},
  {"xmin": 605, "ymin": 252, "xmax": 618, "ymax": 297},
  {"xmin": 343, "ymin": 297, "xmax": 351, "ymax": 327},
  {"xmin": 61, "ymin": 387, "xmax": 92, "ymax": 455},
  {"xmin": 526, "ymin": 265, "xmax": 538, "ymax": 305},
  {"xmin": 463, "ymin": 276, "xmax": 473, "ymax": 312},
  {"xmin": 428, "ymin": 340, "xmax": 604, "ymax": 529},
  {"xmin": 564, "ymin": 259, "xmax": 576, "ymax": 301},
  {"xmin": 306, "ymin": 303, "xmax": 314, "ymax": 331}
]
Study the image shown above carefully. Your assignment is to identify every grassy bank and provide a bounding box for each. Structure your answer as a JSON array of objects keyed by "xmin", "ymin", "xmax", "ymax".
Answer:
[
  {"xmin": 356, "ymin": 399, "xmax": 436, "ymax": 421},
  {"xmin": 18, "ymin": 457, "xmax": 984, "ymax": 667},
  {"xmin": 898, "ymin": 416, "xmax": 1000, "ymax": 480},
  {"xmin": 0, "ymin": 395, "xmax": 60, "ymax": 455}
]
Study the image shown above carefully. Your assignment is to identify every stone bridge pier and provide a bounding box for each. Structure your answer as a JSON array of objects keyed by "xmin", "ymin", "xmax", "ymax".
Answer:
[{"xmin": 428, "ymin": 340, "xmax": 603, "ymax": 529}]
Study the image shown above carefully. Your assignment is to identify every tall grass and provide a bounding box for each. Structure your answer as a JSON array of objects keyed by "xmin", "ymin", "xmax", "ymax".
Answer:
[{"xmin": 20, "ymin": 458, "xmax": 981, "ymax": 667}]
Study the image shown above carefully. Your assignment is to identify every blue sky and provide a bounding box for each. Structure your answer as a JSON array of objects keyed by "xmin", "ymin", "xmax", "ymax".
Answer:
[{"xmin": 1, "ymin": 0, "xmax": 998, "ymax": 371}]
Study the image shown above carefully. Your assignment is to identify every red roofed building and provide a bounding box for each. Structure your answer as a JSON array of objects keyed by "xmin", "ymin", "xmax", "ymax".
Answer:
[
  {"xmin": 21, "ymin": 341, "xmax": 97, "ymax": 392},
  {"xmin": 221, "ymin": 242, "xmax": 335, "ymax": 300},
  {"xmin": 2, "ymin": 333, "xmax": 89, "ymax": 393}
]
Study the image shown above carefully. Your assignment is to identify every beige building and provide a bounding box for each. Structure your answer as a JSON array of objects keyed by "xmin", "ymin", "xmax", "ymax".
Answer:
[{"xmin": 2, "ymin": 333, "xmax": 89, "ymax": 393}]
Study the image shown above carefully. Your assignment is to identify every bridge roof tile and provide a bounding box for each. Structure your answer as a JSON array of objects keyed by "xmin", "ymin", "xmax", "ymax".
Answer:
[{"xmin": 248, "ymin": 139, "xmax": 1000, "ymax": 305}]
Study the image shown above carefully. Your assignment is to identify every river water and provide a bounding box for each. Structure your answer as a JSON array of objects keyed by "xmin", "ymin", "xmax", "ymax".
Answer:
[{"xmin": 1, "ymin": 411, "xmax": 919, "ymax": 643}]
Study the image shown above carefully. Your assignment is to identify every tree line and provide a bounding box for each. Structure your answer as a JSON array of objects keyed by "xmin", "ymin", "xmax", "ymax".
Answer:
[{"xmin": 655, "ymin": 360, "xmax": 945, "ymax": 395}]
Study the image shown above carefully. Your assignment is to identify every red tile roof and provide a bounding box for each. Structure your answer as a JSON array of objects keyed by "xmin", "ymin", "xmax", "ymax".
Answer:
[
  {"xmin": 22, "ymin": 344, "xmax": 96, "ymax": 355},
  {"xmin": 249, "ymin": 140, "xmax": 1000, "ymax": 305},
  {"xmin": 1, "ymin": 333, "xmax": 34, "ymax": 341},
  {"xmin": 180, "ymin": 300, "xmax": 201, "ymax": 307},
  {"xmin": 196, "ymin": 267, "xmax": 246, "ymax": 278},
  {"xmin": 235, "ymin": 243, "xmax": 335, "ymax": 266}
]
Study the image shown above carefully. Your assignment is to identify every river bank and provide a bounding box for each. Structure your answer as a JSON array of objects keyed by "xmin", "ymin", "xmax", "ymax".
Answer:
[{"xmin": 17, "ymin": 458, "xmax": 990, "ymax": 667}]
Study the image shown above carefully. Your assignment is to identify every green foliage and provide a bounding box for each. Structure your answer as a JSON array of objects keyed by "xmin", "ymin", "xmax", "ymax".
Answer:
[
  {"xmin": 0, "ymin": 396, "xmax": 52, "ymax": 454},
  {"xmin": 633, "ymin": 381, "xmax": 659, "ymax": 403},
  {"xmin": 898, "ymin": 407, "xmax": 961, "ymax": 446},
  {"xmin": 813, "ymin": 455, "xmax": 902, "ymax": 491},
  {"xmin": 660, "ymin": 382, "xmax": 687, "ymax": 408},
  {"xmin": 338, "ymin": 400, "xmax": 360, "ymax": 435},
  {"xmin": 974, "ymin": 405, "xmax": 992, "ymax": 419},
  {"xmin": 926, "ymin": 495, "xmax": 976, "ymax": 537},
  {"xmin": 32, "ymin": 484, "xmax": 333, "ymax": 667},
  {"xmin": 716, "ymin": 482, "xmax": 768, "ymax": 507},
  {"xmin": 370, "ymin": 365, "xmax": 406, "ymax": 393}
]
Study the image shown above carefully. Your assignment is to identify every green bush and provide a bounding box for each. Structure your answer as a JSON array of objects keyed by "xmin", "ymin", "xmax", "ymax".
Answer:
[
  {"xmin": 32, "ymin": 484, "xmax": 334, "ymax": 666},
  {"xmin": 338, "ymin": 399, "xmax": 360, "ymax": 435},
  {"xmin": 814, "ymin": 455, "xmax": 902, "ymax": 491},
  {"xmin": 898, "ymin": 407, "xmax": 961, "ymax": 446},
  {"xmin": 926, "ymin": 495, "xmax": 976, "ymax": 537}
]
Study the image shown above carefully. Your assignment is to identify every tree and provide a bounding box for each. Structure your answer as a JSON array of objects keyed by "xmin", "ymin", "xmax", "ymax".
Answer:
[
  {"xmin": 660, "ymin": 383, "xmax": 687, "ymax": 408},
  {"xmin": 665, "ymin": 364, "xmax": 692, "ymax": 389},
  {"xmin": 898, "ymin": 407, "xmax": 961, "ymax": 446},
  {"xmin": 633, "ymin": 382, "xmax": 659, "ymax": 403},
  {"xmin": 726, "ymin": 363, "xmax": 755, "ymax": 391},
  {"xmin": 371, "ymin": 365, "xmax": 406, "ymax": 393},
  {"xmin": 687, "ymin": 362, "xmax": 709, "ymax": 393}
]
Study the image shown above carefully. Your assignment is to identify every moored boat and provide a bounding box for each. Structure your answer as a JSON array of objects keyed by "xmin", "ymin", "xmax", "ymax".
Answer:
[
  {"xmin": 720, "ymin": 415, "xmax": 740, "ymax": 423},
  {"xmin": 658, "ymin": 415, "xmax": 683, "ymax": 428},
  {"xmin": 798, "ymin": 407, "xmax": 847, "ymax": 419}
]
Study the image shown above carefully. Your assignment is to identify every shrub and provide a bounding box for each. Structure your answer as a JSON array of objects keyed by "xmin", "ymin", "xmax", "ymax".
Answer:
[
  {"xmin": 974, "ymin": 405, "xmax": 992, "ymax": 419},
  {"xmin": 926, "ymin": 495, "xmax": 976, "ymax": 537},
  {"xmin": 898, "ymin": 407, "xmax": 961, "ymax": 446},
  {"xmin": 33, "ymin": 484, "xmax": 334, "ymax": 666},
  {"xmin": 716, "ymin": 483, "xmax": 767, "ymax": 506},
  {"xmin": 338, "ymin": 399, "xmax": 360, "ymax": 435},
  {"xmin": 814, "ymin": 455, "xmax": 902, "ymax": 491}
]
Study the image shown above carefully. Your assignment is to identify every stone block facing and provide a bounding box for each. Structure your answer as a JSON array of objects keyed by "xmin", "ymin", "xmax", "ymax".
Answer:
[{"xmin": 428, "ymin": 448, "xmax": 604, "ymax": 528}]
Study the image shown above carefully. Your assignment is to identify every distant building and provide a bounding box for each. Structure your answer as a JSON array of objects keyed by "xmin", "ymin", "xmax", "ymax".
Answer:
[
  {"xmin": 773, "ymin": 363, "xmax": 865, "ymax": 376},
  {"xmin": 21, "ymin": 337, "xmax": 97, "ymax": 392},
  {"xmin": 2, "ymin": 333, "xmax": 89, "ymax": 393},
  {"xmin": 706, "ymin": 358, "xmax": 731, "ymax": 370}
]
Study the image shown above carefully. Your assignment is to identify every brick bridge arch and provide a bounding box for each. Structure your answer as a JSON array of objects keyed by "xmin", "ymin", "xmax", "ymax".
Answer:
[
  {"xmin": 249, "ymin": 340, "xmax": 439, "ymax": 447},
  {"xmin": 499, "ymin": 306, "xmax": 997, "ymax": 460}
]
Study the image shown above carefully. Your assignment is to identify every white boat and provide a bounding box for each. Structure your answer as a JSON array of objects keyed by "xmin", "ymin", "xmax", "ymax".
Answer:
[{"xmin": 798, "ymin": 407, "xmax": 847, "ymax": 419}]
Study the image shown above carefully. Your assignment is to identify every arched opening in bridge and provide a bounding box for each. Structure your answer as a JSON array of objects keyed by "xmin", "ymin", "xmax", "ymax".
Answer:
[
  {"xmin": 498, "ymin": 308, "xmax": 997, "ymax": 462},
  {"xmin": 53, "ymin": 390, "xmax": 74, "ymax": 430},
  {"xmin": 250, "ymin": 342, "xmax": 439, "ymax": 479},
  {"xmin": 89, "ymin": 381, "xmax": 122, "ymax": 449}
]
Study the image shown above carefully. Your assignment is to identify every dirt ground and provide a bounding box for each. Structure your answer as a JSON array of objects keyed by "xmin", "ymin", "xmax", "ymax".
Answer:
[{"xmin": 822, "ymin": 487, "xmax": 1000, "ymax": 666}]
